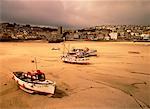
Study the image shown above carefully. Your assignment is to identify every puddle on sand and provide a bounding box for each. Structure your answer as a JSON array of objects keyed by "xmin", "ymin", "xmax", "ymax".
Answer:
[{"xmin": 128, "ymin": 51, "xmax": 140, "ymax": 54}]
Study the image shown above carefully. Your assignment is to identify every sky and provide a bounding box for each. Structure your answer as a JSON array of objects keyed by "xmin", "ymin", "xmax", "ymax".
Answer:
[{"xmin": 1, "ymin": 0, "xmax": 150, "ymax": 28}]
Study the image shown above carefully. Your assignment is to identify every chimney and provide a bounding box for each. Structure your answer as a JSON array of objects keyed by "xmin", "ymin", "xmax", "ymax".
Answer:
[{"xmin": 58, "ymin": 26, "xmax": 62, "ymax": 35}]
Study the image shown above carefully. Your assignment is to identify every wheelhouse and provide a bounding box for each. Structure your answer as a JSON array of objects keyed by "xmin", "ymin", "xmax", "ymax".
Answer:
[{"xmin": 25, "ymin": 70, "xmax": 45, "ymax": 81}]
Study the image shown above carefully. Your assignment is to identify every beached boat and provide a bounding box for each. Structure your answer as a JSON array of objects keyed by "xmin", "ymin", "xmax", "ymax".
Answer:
[
  {"xmin": 61, "ymin": 55, "xmax": 90, "ymax": 65},
  {"xmin": 12, "ymin": 70, "xmax": 56, "ymax": 94},
  {"xmin": 51, "ymin": 47, "xmax": 60, "ymax": 50},
  {"xmin": 86, "ymin": 49, "xmax": 97, "ymax": 57},
  {"xmin": 69, "ymin": 48, "xmax": 97, "ymax": 57}
]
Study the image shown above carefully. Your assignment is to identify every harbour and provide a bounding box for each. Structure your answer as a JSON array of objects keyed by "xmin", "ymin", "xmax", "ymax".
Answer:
[{"xmin": 0, "ymin": 41, "xmax": 149, "ymax": 109}]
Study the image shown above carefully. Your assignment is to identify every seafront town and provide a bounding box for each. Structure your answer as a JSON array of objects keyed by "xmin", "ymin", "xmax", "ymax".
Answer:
[{"xmin": 0, "ymin": 22, "xmax": 150, "ymax": 42}]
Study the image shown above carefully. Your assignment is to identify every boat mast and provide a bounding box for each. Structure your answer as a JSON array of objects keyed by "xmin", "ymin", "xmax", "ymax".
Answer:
[
  {"xmin": 68, "ymin": 44, "xmax": 70, "ymax": 53},
  {"xmin": 63, "ymin": 43, "xmax": 65, "ymax": 56}
]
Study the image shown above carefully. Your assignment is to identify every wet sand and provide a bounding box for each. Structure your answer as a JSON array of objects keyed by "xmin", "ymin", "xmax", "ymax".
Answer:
[{"xmin": 0, "ymin": 41, "xmax": 150, "ymax": 109}]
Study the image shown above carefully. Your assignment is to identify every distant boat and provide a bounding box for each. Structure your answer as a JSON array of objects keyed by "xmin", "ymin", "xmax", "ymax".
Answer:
[
  {"xmin": 69, "ymin": 48, "xmax": 97, "ymax": 57},
  {"xmin": 133, "ymin": 39, "xmax": 150, "ymax": 42},
  {"xmin": 61, "ymin": 43, "xmax": 90, "ymax": 64},
  {"xmin": 51, "ymin": 47, "xmax": 60, "ymax": 50},
  {"xmin": 12, "ymin": 70, "xmax": 56, "ymax": 94},
  {"xmin": 61, "ymin": 55, "xmax": 90, "ymax": 65}
]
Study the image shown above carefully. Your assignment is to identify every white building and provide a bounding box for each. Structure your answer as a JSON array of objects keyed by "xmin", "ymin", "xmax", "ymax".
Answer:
[
  {"xmin": 141, "ymin": 34, "xmax": 150, "ymax": 40},
  {"xmin": 16, "ymin": 34, "xmax": 24, "ymax": 39},
  {"xmin": 104, "ymin": 36, "xmax": 110, "ymax": 40},
  {"xmin": 131, "ymin": 32, "xmax": 135, "ymax": 36},
  {"xmin": 109, "ymin": 32, "xmax": 118, "ymax": 40},
  {"xmin": 127, "ymin": 30, "xmax": 131, "ymax": 33},
  {"xmin": 73, "ymin": 34, "xmax": 79, "ymax": 39}
]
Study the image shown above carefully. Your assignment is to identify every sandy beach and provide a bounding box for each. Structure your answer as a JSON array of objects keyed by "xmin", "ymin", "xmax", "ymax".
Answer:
[{"xmin": 0, "ymin": 41, "xmax": 150, "ymax": 109}]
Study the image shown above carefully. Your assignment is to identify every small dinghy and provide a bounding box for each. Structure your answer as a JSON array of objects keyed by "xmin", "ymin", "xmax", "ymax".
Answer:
[
  {"xmin": 13, "ymin": 70, "xmax": 56, "ymax": 94},
  {"xmin": 51, "ymin": 47, "xmax": 60, "ymax": 50},
  {"xmin": 61, "ymin": 55, "xmax": 90, "ymax": 65}
]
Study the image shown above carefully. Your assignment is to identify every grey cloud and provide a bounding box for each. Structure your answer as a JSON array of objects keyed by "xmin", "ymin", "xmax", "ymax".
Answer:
[
  {"xmin": 1, "ymin": 0, "xmax": 150, "ymax": 28},
  {"xmin": 1, "ymin": 0, "xmax": 67, "ymax": 26}
]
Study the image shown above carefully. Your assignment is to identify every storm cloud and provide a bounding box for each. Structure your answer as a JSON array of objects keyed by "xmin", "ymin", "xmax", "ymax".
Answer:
[{"xmin": 1, "ymin": 0, "xmax": 150, "ymax": 28}]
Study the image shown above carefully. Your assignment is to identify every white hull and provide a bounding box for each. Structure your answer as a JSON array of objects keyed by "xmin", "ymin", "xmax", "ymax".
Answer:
[
  {"xmin": 13, "ymin": 72, "xmax": 55, "ymax": 94},
  {"xmin": 86, "ymin": 52, "xmax": 97, "ymax": 56},
  {"xmin": 70, "ymin": 48, "xmax": 97, "ymax": 57},
  {"xmin": 61, "ymin": 56, "xmax": 89, "ymax": 65}
]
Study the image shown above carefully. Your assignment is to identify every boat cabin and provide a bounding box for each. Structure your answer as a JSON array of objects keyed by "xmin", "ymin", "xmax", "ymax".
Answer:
[{"xmin": 25, "ymin": 70, "xmax": 45, "ymax": 81}]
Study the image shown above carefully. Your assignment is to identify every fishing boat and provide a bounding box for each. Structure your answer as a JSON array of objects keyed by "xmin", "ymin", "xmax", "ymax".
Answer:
[
  {"xmin": 12, "ymin": 70, "xmax": 56, "ymax": 94},
  {"xmin": 86, "ymin": 49, "xmax": 97, "ymax": 57},
  {"xmin": 61, "ymin": 43, "xmax": 90, "ymax": 64},
  {"xmin": 69, "ymin": 47, "xmax": 97, "ymax": 57},
  {"xmin": 61, "ymin": 55, "xmax": 90, "ymax": 65}
]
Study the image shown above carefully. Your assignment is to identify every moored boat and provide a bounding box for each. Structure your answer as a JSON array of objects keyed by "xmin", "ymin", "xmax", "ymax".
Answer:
[
  {"xmin": 51, "ymin": 47, "xmax": 60, "ymax": 50},
  {"xmin": 69, "ymin": 47, "xmax": 97, "ymax": 57},
  {"xmin": 12, "ymin": 70, "xmax": 56, "ymax": 94},
  {"xmin": 61, "ymin": 55, "xmax": 90, "ymax": 65}
]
